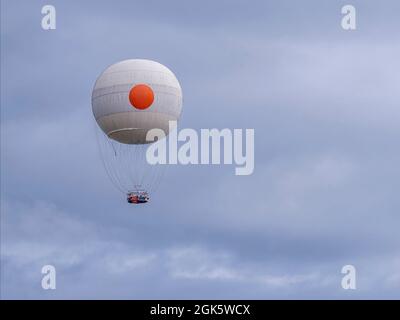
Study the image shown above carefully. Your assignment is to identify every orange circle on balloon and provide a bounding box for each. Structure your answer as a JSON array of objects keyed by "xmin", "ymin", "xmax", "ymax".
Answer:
[{"xmin": 129, "ymin": 84, "xmax": 154, "ymax": 110}]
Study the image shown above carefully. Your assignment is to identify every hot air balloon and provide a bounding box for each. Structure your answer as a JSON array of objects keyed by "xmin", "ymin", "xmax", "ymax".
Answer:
[{"xmin": 92, "ymin": 59, "xmax": 183, "ymax": 203}]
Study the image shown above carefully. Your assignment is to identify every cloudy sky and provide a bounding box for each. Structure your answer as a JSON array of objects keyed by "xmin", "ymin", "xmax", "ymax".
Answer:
[{"xmin": 1, "ymin": 0, "xmax": 400, "ymax": 299}]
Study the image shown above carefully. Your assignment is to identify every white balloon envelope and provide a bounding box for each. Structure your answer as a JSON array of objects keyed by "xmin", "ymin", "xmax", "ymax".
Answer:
[{"xmin": 92, "ymin": 59, "xmax": 182, "ymax": 144}]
